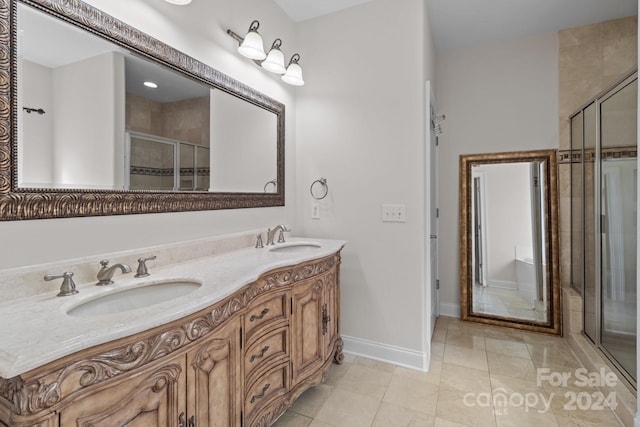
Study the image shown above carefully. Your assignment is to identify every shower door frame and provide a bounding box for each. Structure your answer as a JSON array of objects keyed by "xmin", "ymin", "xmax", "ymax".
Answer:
[{"xmin": 570, "ymin": 69, "xmax": 638, "ymax": 388}]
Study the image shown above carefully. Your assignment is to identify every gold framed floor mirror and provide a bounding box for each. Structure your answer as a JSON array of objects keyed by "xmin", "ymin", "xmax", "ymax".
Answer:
[{"xmin": 459, "ymin": 149, "xmax": 561, "ymax": 334}]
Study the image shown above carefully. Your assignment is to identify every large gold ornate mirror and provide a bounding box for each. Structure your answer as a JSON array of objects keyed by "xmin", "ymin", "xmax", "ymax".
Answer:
[
  {"xmin": 0, "ymin": 0, "xmax": 285, "ymax": 221},
  {"xmin": 460, "ymin": 150, "xmax": 561, "ymax": 334}
]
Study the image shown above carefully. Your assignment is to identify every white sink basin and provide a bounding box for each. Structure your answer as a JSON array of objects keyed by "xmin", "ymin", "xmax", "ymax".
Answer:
[
  {"xmin": 67, "ymin": 280, "xmax": 202, "ymax": 317},
  {"xmin": 268, "ymin": 242, "xmax": 322, "ymax": 253}
]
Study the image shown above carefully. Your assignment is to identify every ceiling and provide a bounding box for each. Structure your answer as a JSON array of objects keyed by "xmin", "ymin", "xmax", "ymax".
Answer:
[{"xmin": 274, "ymin": 0, "xmax": 638, "ymax": 52}]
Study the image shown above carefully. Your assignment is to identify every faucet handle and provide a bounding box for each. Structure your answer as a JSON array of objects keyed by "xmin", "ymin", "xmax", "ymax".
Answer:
[
  {"xmin": 278, "ymin": 229, "xmax": 286, "ymax": 243},
  {"xmin": 99, "ymin": 259, "xmax": 109, "ymax": 268},
  {"xmin": 135, "ymin": 255, "xmax": 157, "ymax": 278},
  {"xmin": 255, "ymin": 234, "xmax": 264, "ymax": 249},
  {"xmin": 44, "ymin": 271, "xmax": 79, "ymax": 297}
]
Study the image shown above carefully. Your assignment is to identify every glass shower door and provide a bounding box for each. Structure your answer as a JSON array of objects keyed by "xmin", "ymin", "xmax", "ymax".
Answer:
[{"xmin": 599, "ymin": 76, "xmax": 637, "ymax": 380}]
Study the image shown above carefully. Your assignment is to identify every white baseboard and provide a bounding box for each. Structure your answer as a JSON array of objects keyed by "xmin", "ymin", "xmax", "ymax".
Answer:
[
  {"xmin": 342, "ymin": 335, "xmax": 427, "ymax": 372},
  {"xmin": 439, "ymin": 302, "xmax": 460, "ymax": 318}
]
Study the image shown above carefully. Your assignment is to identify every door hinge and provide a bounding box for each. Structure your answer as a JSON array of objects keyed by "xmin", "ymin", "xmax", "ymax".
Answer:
[{"xmin": 436, "ymin": 279, "xmax": 440, "ymax": 290}]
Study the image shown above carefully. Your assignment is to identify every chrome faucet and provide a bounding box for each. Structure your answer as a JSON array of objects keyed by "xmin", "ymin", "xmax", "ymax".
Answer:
[
  {"xmin": 96, "ymin": 260, "xmax": 132, "ymax": 286},
  {"xmin": 266, "ymin": 225, "xmax": 290, "ymax": 245}
]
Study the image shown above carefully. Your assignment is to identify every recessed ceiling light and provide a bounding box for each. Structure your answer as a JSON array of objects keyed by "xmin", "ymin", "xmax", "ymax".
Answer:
[
  {"xmin": 143, "ymin": 81, "xmax": 159, "ymax": 89},
  {"xmin": 164, "ymin": 0, "xmax": 192, "ymax": 4}
]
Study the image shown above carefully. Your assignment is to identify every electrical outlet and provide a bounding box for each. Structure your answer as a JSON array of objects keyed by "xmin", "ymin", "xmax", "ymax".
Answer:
[
  {"xmin": 311, "ymin": 201, "xmax": 320, "ymax": 219},
  {"xmin": 382, "ymin": 204, "xmax": 406, "ymax": 222}
]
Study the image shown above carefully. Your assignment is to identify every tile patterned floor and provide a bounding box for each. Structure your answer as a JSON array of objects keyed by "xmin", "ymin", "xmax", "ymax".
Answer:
[{"xmin": 273, "ymin": 316, "xmax": 625, "ymax": 427}]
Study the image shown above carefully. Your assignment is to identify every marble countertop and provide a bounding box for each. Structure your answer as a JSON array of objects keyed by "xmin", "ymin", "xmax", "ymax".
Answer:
[{"xmin": 0, "ymin": 237, "xmax": 346, "ymax": 379}]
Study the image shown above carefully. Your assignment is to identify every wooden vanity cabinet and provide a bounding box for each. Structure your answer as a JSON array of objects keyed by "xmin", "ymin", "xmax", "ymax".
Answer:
[{"xmin": 0, "ymin": 253, "xmax": 342, "ymax": 427}]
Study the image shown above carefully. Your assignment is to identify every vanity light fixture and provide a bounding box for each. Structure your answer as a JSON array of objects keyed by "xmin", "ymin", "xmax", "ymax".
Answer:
[
  {"xmin": 227, "ymin": 20, "xmax": 305, "ymax": 86},
  {"xmin": 282, "ymin": 54, "xmax": 304, "ymax": 86},
  {"xmin": 236, "ymin": 20, "xmax": 266, "ymax": 60},
  {"xmin": 143, "ymin": 81, "xmax": 159, "ymax": 89},
  {"xmin": 164, "ymin": 0, "xmax": 192, "ymax": 5}
]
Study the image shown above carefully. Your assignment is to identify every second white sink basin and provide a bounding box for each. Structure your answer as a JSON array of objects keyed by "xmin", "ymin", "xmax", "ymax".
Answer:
[
  {"xmin": 67, "ymin": 280, "xmax": 202, "ymax": 317},
  {"xmin": 268, "ymin": 242, "xmax": 322, "ymax": 253}
]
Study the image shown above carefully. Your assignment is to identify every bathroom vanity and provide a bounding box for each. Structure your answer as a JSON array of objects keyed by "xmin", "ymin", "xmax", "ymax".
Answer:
[{"xmin": 0, "ymin": 237, "xmax": 346, "ymax": 427}]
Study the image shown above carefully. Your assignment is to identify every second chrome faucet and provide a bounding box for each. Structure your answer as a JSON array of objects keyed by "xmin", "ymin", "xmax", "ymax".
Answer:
[{"xmin": 96, "ymin": 260, "xmax": 132, "ymax": 286}]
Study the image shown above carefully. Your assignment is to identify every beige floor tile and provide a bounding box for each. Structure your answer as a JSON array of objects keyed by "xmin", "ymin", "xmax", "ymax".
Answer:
[
  {"xmin": 372, "ymin": 401, "xmax": 436, "ymax": 427},
  {"xmin": 432, "ymin": 342, "xmax": 445, "ymax": 361},
  {"xmin": 485, "ymin": 338, "xmax": 531, "ymax": 359},
  {"xmin": 446, "ymin": 331, "xmax": 486, "ymax": 351},
  {"xmin": 441, "ymin": 363, "xmax": 491, "ymax": 393},
  {"xmin": 436, "ymin": 384, "xmax": 497, "ymax": 427},
  {"xmin": 487, "ymin": 352, "xmax": 537, "ymax": 380},
  {"xmin": 443, "ymin": 344, "xmax": 488, "ymax": 371},
  {"xmin": 324, "ymin": 360, "xmax": 352, "ymax": 387},
  {"xmin": 482, "ymin": 326, "xmax": 525, "ymax": 342},
  {"xmin": 489, "ymin": 375, "xmax": 552, "ymax": 412},
  {"xmin": 434, "ymin": 417, "xmax": 471, "ymax": 427},
  {"xmin": 553, "ymin": 407, "xmax": 622, "ymax": 427},
  {"xmin": 494, "ymin": 406, "xmax": 559, "ymax": 427},
  {"xmin": 433, "ymin": 328, "xmax": 448, "ymax": 343},
  {"xmin": 383, "ymin": 375, "xmax": 440, "ymax": 415},
  {"xmin": 394, "ymin": 360, "xmax": 442, "ymax": 385},
  {"xmin": 273, "ymin": 411, "xmax": 313, "ymax": 427},
  {"xmin": 341, "ymin": 353, "xmax": 356, "ymax": 364},
  {"xmin": 334, "ymin": 363, "xmax": 392, "ymax": 400},
  {"xmin": 309, "ymin": 421, "xmax": 335, "ymax": 427},
  {"xmin": 314, "ymin": 388, "xmax": 380, "ymax": 427},
  {"xmin": 527, "ymin": 343, "xmax": 581, "ymax": 368},
  {"xmin": 355, "ymin": 356, "xmax": 397, "ymax": 373},
  {"xmin": 289, "ymin": 384, "xmax": 334, "ymax": 418}
]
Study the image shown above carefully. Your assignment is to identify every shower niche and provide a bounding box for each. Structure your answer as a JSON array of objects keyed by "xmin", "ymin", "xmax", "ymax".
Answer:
[{"xmin": 570, "ymin": 70, "xmax": 638, "ymax": 386}]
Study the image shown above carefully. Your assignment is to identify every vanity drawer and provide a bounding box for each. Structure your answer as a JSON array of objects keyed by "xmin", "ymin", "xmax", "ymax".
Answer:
[
  {"xmin": 244, "ymin": 361, "xmax": 290, "ymax": 424},
  {"xmin": 244, "ymin": 326, "xmax": 289, "ymax": 384},
  {"xmin": 244, "ymin": 291, "xmax": 289, "ymax": 341}
]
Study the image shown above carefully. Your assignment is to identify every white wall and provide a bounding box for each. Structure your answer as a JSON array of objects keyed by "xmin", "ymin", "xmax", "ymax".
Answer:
[
  {"xmin": 52, "ymin": 52, "xmax": 123, "ymax": 188},
  {"xmin": 0, "ymin": 0, "xmax": 297, "ymax": 270},
  {"xmin": 210, "ymin": 89, "xmax": 277, "ymax": 192},
  {"xmin": 436, "ymin": 32, "xmax": 559, "ymax": 316},
  {"xmin": 477, "ymin": 162, "xmax": 532, "ymax": 285},
  {"xmin": 296, "ymin": 0, "xmax": 436, "ymax": 365},
  {"xmin": 18, "ymin": 60, "xmax": 54, "ymax": 187}
]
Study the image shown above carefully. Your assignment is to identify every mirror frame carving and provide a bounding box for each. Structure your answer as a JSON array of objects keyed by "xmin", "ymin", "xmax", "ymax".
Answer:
[
  {"xmin": 459, "ymin": 149, "xmax": 561, "ymax": 335},
  {"xmin": 0, "ymin": 0, "xmax": 285, "ymax": 221}
]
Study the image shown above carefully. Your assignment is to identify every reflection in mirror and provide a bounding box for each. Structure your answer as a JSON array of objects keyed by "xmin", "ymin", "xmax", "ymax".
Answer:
[
  {"xmin": 460, "ymin": 150, "xmax": 560, "ymax": 334},
  {"xmin": 15, "ymin": 0, "xmax": 277, "ymax": 193},
  {"xmin": 2, "ymin": 0, "xmax": 285, "ymax": 220},
  {"xmin": 210, "ymin": 90, "xmax": 277, "ymax": 193}
]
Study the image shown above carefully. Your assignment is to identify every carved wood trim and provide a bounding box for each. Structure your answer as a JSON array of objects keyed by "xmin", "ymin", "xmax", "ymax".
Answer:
[
  {"xmin": 0, "ymin": 254, "xmax": 338, "ymax": 417},
  {"xmin": 0, "ymin": 0, "xmax": 285, "ymax": 220}
]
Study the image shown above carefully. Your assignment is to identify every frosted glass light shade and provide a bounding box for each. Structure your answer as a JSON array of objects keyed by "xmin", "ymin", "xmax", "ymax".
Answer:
[
  {"xmin": 282, "ymin": 62, "xmax": 304, "ymax": 86},
  {"xmin": 261, "ymin": 48, "xmax": 286, "ymax": 74},
  {"xmin": 165, "ymin": 0, "xmax": 192, "ymax": 4},
  {"xmin": 238, "ymin": 31, "xmax": 266, "ymax": 60}
]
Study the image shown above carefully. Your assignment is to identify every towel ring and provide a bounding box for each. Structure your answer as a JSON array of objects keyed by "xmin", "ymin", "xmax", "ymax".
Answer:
[
  {"xmin": 264, "ymin": 179, "xmax": 277, "ymax": 193},
  {"xmin": 310, "ymin": 178, "xmax": 328, "ymax": 200}
]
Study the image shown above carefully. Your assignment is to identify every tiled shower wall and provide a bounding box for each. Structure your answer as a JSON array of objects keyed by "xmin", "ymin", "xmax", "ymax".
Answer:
[{"xmin": 558, "ymin": 16, "xmax": 637, "ymax": 297}]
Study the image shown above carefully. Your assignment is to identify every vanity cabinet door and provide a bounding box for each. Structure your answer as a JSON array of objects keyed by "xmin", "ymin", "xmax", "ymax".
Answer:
[
  {"xmin": 59, "ymin": 353, "xmax": 187, "ymax": 427},
  {"xmin": 291, "ymin": 277, "xmax": 325, "ymax": 384},
  {"xmin": 186, "ymin": 319, "xmax": 242, "ymax": 427}
]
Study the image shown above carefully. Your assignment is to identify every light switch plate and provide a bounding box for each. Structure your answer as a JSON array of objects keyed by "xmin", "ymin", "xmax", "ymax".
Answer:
[{"xmin": 382, "ymin": 204, "xmax": 406, "ymax": 222}]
